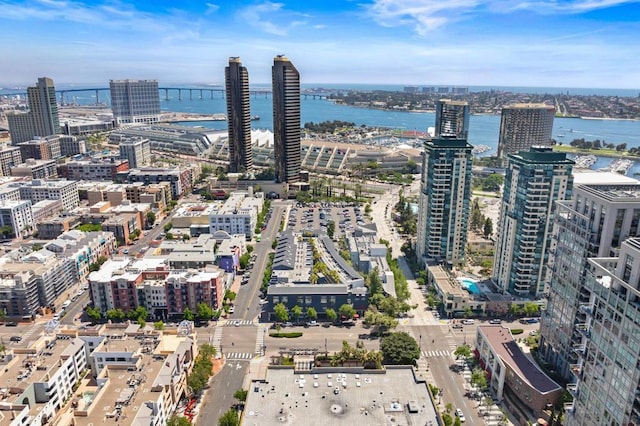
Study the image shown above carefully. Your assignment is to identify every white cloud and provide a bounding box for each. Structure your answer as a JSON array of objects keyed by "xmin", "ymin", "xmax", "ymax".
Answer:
[
  {"xmin": 205, "ymin": 2, "xmax": 219, "ymax": 14},
  {"xmin": 366, "ymin": 0, "xmax": 640, "ymax": 35},
  {"xmin": 365, "ymin": 0, "xmax": 480, "ymax": 34},
  {"xmin": 237, "ymin": 1, "xmax": 310, "ymax": 36},
  {"xmin": 507, "ymin": 0, "xmax": 640, "ymax": 13}
]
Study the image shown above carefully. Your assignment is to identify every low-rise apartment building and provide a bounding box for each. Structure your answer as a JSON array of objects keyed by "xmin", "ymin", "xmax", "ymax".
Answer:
[
  {"xmin": 13, "ymin": 179, "xmax": 79, "ymax": 210},
  {"xmin": 475, "ymin": 325, "xmax": 562, "ymax": 421},
  {"xmin": 88, "ymin": 258, "xmax": 225, "ymax": 319},
  {"xmin": 0, "ymin": 199, "xmax": 34, "ymax": 237},
  {"xmin": 208, "ymin": 190, "xmax": 264, "ymax": 240},
  {"xmin": 10, "ymin": 158, "xmax": 58, "ymax": 179},
  {"xmin": 58, "ymin": 158, "xmax": 129, "ymax": 181},
  {"xmin": 121, "ymin": 167, "xmax": 193, "ymax": 199},
  {"xmin": 18, "ymin": 135, "xmax": 62, "ymax": 160},
  {"xmin": 0, "ymin": 146, "xmax": 22, "ymax": 176},
  {"xmin": 44, "ymin": 230, "xmax": 118, "ymax": 281}
]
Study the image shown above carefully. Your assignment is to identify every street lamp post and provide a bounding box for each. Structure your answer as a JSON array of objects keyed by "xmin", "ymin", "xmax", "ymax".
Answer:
[{"xmin": 419, "ymin": 334, "xmax": 422, "ymax": 352}]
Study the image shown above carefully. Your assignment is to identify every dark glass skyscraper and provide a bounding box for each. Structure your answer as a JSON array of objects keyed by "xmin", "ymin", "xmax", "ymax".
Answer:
[
  {"xmin": 225, "ymin": 57, "xmax": 253, "ymax": 174},
  {"xmin": 272, "ymin": 55, "xmax": 301, "ymax": 184},
  {"xmin": 435, "ymin": 99, "xmax": 469, "ymax": 139}
]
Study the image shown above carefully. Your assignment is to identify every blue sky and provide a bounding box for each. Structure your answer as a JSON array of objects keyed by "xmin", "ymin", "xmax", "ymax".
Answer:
[{"xmin": 0, "ymin": 0, "xmax": 639, "ymax": 88}]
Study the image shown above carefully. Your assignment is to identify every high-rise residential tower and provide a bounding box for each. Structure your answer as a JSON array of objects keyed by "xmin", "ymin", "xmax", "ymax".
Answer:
[
  {"xmin": 109, "ymin": 79, "xmax": 161, "ymax": 126},
  {"xmin": 225, "ymin": 57, "xmax": 253, "ymax": 174},
  {"xmin": 539, "ymin": 177, "xmax": 640, "ymax": 381},
  {"xmin": 416, "ymin": 136, "xmax": 473, "ymax": 266},
  {"xmin": 272, "ymin": 55, "xmax": 301, "ymax": 184},
  {"xmin": 492, "ymin": 147, "xmax": 574, "ymax": 297},
  {"xmin": 563, "ymin": 238, "xmax": 640, "ymax": 425},
  {"xmin": 497, "ymin": 104, "xmax": 555, "ymax": 158},
  {"xmin": 8, "ymin": 77, "xmax": 60, "ymax": 145},
  {"xmin": 435, "ymin": 99, "xmax": 469, "ymax": 139}
]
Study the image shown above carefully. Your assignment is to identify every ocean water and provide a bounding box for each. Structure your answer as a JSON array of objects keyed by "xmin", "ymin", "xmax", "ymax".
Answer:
[{"xmin": 3, "ymin": 84, "xmax": 640, "ymax": 172}]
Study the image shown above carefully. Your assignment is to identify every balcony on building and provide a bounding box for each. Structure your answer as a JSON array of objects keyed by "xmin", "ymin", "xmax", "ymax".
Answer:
[{"xmin": 578, "ymin": 302, "xmax": 594, "ymax": 316}]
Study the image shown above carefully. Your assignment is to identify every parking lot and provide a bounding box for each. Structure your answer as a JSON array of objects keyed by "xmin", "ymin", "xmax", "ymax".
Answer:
[{"xmin": 287, "ymin": 202, "xmax": 368, "ymax": 237}]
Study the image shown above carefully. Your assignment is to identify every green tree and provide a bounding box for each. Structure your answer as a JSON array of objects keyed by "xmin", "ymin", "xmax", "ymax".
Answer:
[
  {"xmin": 509, "ymin": 304, "xmax": 522, "ymax": 317},
  {"xmin": 146, "ymin": 211, "xmax": 156, "ymax": 226},
  {"xmin": 338, "ymin": 304, "xmax": 356, "ymax": 321},
  {"xmin": 442, "ymin": 414, "xmax": 453, "ymax": 426},
  {"xmin": 86, "ymin": 306, "xmax": 102, "ymax": 322},
  {"xmin": 483, "ymin": 217, "xmax": 493, "ymax": 239},
  {"xmin": 327, "ymin": 220, "xmax": 335, "ymax": 238},
  {"xmin": 224, "ymin": 290, "xmax": 237, "ymax": 302},
  {"xmin": 182, "ymin": 234, "xmax": 190, "ymax": 241},
  {"xmin": 454, "ymin": 416, "xmax": 462, "ymax": 426},
  {"xmin": 367, "ymin": 267, "xmax": 382, "ymax": 295},
  {"xmin": 482, "ymin": 173, "xmax": 504, "ymax": 192},
  {"xmin": 197, "ymin": 302, "xmax": 214, "ymax": 320},
  {"xmin": 274, "ymin": 303, "xmax": 289, "ymax": 323},
  {"xmin": 463, "ymin": 306, "xmax": 473, "ymax": 318},
  {"xmin": 326, "ymin": 308, "xmax": 338, "ymax": 323},
  {"xmin": 164, "ymin": 223, "xmax": 173, "ymax": 232},
  {"xmin": 166, "ymin": 232, "xmax": 174, "ymax": 240},
  {"xmin": 453, "ymin": 345, "xmax": 472, "ymax": 359},
  {"xmin": 380, "ymin": 332, "xmax": 420, "ymax": 365},
  {"xmin": 106, "ymin": 308, "xmax": 126, "ymax": 322},
  {"xmin": 77, "ymin": 223, "xmax": 103, "ymax": 232},
  {"xmin": 523, "ymin": 302, "xmax": 540, "ymax": 316},
  {"xmin": 363, "ymin": 309, "xmax": 398, "ymax": 335},
  {"xmin": 233, "ymin": 388, "xmax": 248, "ymax": 402},
  {"xmin": 183, "ymin": 308, "xmax": 195, "ymax": 321},
  {"xmin": 290, "ymin": 305, "xmax": 303, "ymax": 322},
  {"xmin": 154, "ymin": 321, "xmax": 165, "ymax": 330},
  {"xmin": 239, "ymin": 253, "xmax": 251, "ymax": 269},
  {"xmin": 167, "ymin": 415, "xmax": 191, "ymax": 426},
  {"xmin": 305, "ymin": 307, "xmax": 317, "ymax": 321},
  {"xmin": 218, "ymin": 409, "xmax": 239, "ymax": 426},
  {"xmin": 128, "ymin": 306, "xmax": 148, "ymax": 322},
  {"xmin": 470, "ymin": 367, "xmax": 488, "ymax": 390}
]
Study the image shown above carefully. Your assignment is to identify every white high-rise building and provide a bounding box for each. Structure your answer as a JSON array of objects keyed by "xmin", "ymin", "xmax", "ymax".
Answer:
[{"xmin": 109, "ymin": 79, "xmax": 161, "ymax": 126}]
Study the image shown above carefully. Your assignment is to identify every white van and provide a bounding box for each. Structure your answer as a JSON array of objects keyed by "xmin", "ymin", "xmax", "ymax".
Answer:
[{"xmin": 62, "ymin": 300, "xmax": 72, "ymax": 309}]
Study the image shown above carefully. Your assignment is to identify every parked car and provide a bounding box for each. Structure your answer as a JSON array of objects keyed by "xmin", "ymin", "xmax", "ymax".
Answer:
[
  {"xmin": 452, "ymin": 323, "xmax": 464, "ymax": 329},
  {"xmin": 229, "ymin": 306, "xmax": 235, "ymax": 314},
  {"xmin": 10, "ymin": 336, "xmax": 22, "ymax": 342},
  {"xmin": 488, "ymin": 319, "xmax": 502, "ymax": 324},
  {"xmin": 462, "ymin": 319, "xmax": 475, "ymax": 325},
  {"xmin": 455, "ymin": 408, "xmax": 466, "ymax": 422},
  {"xmin": 305, "ymin": 321, "xmax": 320, "ymax": 327},
  {"xmin": 4, "ymin": 321, "xmax": 17, "ymax": 327}
]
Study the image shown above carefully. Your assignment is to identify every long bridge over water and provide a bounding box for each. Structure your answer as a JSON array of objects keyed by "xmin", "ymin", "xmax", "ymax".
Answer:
[{"xmin": 1, "ymin": 87, "xmax": 330, "ymax": 105}]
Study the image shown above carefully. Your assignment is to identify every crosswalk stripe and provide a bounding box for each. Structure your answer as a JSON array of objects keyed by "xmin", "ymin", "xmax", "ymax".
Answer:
[
  {"xmin": 422, "ymin": 350, "xmax": 454, "ymax": 358},
  {"xmin": 224, "ymin": 320, "xmax": 255, "ymax": 326},
  {"xmin": 225, "ymin": 352, "xmax": 253, "ymax": 360}
]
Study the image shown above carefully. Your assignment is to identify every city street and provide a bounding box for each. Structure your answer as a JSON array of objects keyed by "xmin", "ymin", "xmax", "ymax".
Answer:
[{"xmin": 196, "ymin": 359, "xmax": 248, "ymax": 424}]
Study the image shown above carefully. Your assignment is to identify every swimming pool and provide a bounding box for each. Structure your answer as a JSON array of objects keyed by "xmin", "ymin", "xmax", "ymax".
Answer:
[{"xmin": 459, "ymin": 278, "xmax": 481, "ymax": 295}]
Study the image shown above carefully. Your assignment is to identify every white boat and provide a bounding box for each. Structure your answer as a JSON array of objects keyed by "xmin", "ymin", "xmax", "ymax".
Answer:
[
  {"xmin": 472, "ymin": 144, "xmax": 492, "ymax": 155},
  {"xmin": 574, "ymin": 155, "xmax": 597, "ymax": 169},
  {"xmin": 600, "ymin": 158, "xmax": 634, "ymax": 175},
  {"xmin": 610, "ymin": 159, "xmax": 634, "ymax": 174}
]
